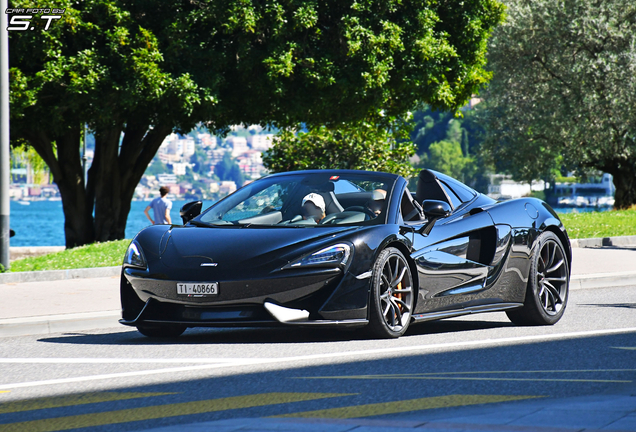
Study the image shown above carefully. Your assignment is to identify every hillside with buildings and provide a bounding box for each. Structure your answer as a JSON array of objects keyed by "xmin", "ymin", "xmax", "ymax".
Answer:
[{"xmin": 10, "ymin": 126, "xmax": 275, "ymax": 202}]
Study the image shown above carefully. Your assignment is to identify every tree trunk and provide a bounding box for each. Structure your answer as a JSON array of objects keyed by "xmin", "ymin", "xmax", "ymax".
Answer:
[
  {"xmin": 92, "ymin": 126, "xmax": 124, "ymax": 242},
  {"xmin": 57, "ymin": 129, "xmax": 95, "ymax": 248},
  {"xmin": 21, "ymin": 128, "xmax": 95, "ymax": 248},
  {"xmin": 92, "ymin": 123, "xmax": 173, "ymax": 241},
  {"xmin": 22, "ymin": 121, "xmax": 173, "ymax": 246},
  {"xmin": 609, "ymin": 162, "xmax": 636, "ymax": 210}
]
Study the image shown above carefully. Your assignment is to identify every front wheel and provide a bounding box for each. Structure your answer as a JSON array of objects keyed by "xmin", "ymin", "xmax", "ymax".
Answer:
[
  {"xmin": 506, "ymin": 231, "xmax": 569, "ymax": 326},
  {"xmin": 136, "ymin": 324, "xmax": 187, "ymax": 338},
  {"xmin": 367, "ymin": 248, "xmax": 415, "ymax": 338}
]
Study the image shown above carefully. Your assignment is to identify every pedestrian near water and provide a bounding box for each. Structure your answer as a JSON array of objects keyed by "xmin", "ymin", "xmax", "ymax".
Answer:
[{"xmin": 144, "ymin": 186, "xmax": 172, "ymax": 225}]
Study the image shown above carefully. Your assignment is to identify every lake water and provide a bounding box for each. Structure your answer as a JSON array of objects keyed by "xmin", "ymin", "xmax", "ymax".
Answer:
[
  {"xmin": 8, "ymin": 199, "xmax": 609, "ymax": 246},
  {"xmin": 9, "ymin": 200, "xmax": 215, "ymax": 247}
]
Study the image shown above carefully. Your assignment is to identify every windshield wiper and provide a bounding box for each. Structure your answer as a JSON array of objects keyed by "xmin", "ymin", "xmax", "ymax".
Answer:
[{"xmin": 188, "ymin": 220, "xmax": 213, "ymax": 227}]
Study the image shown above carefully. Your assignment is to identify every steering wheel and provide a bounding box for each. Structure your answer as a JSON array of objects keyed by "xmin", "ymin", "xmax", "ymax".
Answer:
[
  {"xmin": 319, "ymin": 213, "xmax": 339, "ymax": 225},
  {"xmin": 344, "ymin": 206, "xmax": 376, "ymax": 220}
]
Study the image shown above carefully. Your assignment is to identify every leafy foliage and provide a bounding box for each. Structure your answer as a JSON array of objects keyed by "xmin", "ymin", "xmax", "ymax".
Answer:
[
  {"xmin": 421, "ymin": 140, "xmax": 469, "ymax": 181},
  {"xmin": 160, "ymin": 0, "xmax": 506, "ymax": 129},
  {"xmin": 410, "ymin": 105, "xmax": 492, "ymax": 192},
  {"xmin": 10, "ymin": 0, "xmax": 505, "ymax": 247},
  {"xmin": 263, "ymin": 121, "xmax": 417, "ymax": 179},
  {"xmin": 10, "ymin": 142, "xmax": 51, "ymax": 184},
  {"xmin": 144, "ymin": 157, "xmax": 170, "ymax": 177},
  {"xmin": 215, "ymin": 152, "xmax": 245, "ymax": 186},
  {"xmin": 479, "ymin": 0, "xmax": 636, "ymax": 208}
]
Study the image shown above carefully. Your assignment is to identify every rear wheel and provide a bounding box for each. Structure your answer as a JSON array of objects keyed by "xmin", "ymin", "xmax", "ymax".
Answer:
[
  {"xmin": 367, "ymin": 248, "xmax": 415, "ymax": 338},
  {"xmin": 506, "ymin": 231, "xmax": 569, "ymax": 325},
  {"xmin": 136, "ymin": 324, "xmax": 187, "ymax": 338}
]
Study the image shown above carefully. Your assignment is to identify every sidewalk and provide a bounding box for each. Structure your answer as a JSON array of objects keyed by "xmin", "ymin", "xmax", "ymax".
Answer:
[
  {"xmin": 0, "ymin": 275, "xmax": 121, "ymax": 337},
  {"xmin": 1, "ymin": 240, "xmax": 636, "ymax": 338}
]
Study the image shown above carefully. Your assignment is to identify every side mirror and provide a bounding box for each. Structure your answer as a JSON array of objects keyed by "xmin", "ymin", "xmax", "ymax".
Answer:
[
  {"xmin": 421, "ymin": 200, "xmax": 451, "ymax": 219},
  {"xmin": 180, "ymin": 201, "xmax": 202, "ymax": 224}
]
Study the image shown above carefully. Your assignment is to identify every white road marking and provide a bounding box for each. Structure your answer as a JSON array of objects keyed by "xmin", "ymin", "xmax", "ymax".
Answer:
[
  {"xmin": 1, "ymin": 326, "xmax": 634, "ymax": 391},
  {"xmin": 0, "ymin": 358, "xmax": 242, "ymax": 364}
]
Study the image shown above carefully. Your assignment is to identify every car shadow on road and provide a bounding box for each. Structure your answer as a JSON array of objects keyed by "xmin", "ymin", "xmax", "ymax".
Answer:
[{"xmin": 37, "ymin": 318, "xmax": 515, "ymax": 346}]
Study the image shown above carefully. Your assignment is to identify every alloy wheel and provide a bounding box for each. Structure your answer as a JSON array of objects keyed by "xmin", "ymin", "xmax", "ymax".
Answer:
[
  {"xmin": 378, "ymin": 253, "xmax": 413, "ymax": 332},
  {"xmin": 536, "ymin": 239, "xmax": 568, "ymax": 315}
]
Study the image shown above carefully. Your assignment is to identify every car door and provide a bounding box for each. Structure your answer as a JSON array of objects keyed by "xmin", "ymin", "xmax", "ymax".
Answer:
[{"xmin": 409, "ymin": 179, "xmax": 504, "ymax": 314}]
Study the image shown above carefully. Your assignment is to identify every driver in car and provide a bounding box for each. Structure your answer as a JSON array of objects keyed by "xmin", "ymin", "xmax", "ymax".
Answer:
[
  {"xmin": 367, "ymin": 189, "xmax": 387, "ymax": 216},
  {"xmin": 301, "ymin": 193, "xmax": 326, "ymax": 223}
]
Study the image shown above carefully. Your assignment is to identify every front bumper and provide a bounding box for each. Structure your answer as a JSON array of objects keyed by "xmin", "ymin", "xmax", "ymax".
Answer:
[{"xmin": 120, "ymin": 266, "xmax": 370, "ymax": 328}]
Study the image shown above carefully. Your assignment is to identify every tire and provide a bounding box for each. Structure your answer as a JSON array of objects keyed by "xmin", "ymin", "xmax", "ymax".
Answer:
[
  {"xmin": 367, "ymin": 247, "xmax": 415, "ymax": 338},
  {"xmin": 506, "ymin": 231, "xmax": 569, "ymax": 326},
  {"xmin": 136, "ymin": 324, "xmax": 187, "ymax": 338}
]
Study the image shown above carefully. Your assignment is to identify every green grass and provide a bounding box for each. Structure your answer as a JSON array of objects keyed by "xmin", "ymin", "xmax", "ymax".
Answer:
[
  {"xmin": 9, "ymin": 239, "xmax": 130, "ymax": 272},
  {"xmin": 559, "ymin": 208, "xmax": 636, "ymax": 239}
]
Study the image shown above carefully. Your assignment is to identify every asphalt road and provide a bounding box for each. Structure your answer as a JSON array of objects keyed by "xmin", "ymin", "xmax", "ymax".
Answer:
[{"xmin": 0, "ymin": 284, "xmax": 635, "ymax": 432}]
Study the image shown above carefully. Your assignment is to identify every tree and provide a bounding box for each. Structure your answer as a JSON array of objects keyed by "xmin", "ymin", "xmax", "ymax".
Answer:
[
  {"xmin": 10, "ymin": 144, "xmax": 50, "ymax": 185},
  {"xmin": 10, "ymin": 0, "xmax": 205, "ymax": 247},
  {"xmin": 190, "ymin": 146, "xmax": 210, "ymax": 177},
  {"xmin": 214, "ymin": 153, "xmax": 245, "ymax": 187},
  {"xmin": 410, "ymin": 105, "xmax": 492, "ymax": 192},
  {"xmin": 480, "ymin": 0, "xmax": 636, "ymax": 208},
  {"xmin": 263, "ymin": 121, "xmax": 417, "ymax": 179},
  {"xmin": 144, "ymin": 157, "xmax": 170, "ymax": 177},
  {"xmin": 11, "ymin": 0, "xmax": 504, "ymax": 247},
  {"xmin": 422, "ymin": 140, "xmax": 470, "ymax": 181}
]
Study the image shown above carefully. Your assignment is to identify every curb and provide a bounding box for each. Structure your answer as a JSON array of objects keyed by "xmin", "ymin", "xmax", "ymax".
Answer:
[
  {"xmin": 571, "ymin": 271, "xmax": 636, "ymax": 290},
  {"xmin": 9, "ymin": 246, "xmax": 65, "ymax": 262},
  {"xmin": 0, "ymin": 311, "xmax": 121, "ymax": 338},
  {"xmin": 0, "ymin": 266, "xmax": 121, "ymax": 284},
  {"xmin": 571, "ymin": 235, "xmax": 636, "ymax": 248}
]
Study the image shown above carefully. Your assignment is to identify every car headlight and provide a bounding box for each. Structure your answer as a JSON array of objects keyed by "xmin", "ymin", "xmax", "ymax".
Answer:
[
  {"xmin": 288, "ymin": 243, "xmax": 351, "ymax": 268},
  {"xmin": 123, "ymin": 241, "xmax": 147, "ymax": 269}
]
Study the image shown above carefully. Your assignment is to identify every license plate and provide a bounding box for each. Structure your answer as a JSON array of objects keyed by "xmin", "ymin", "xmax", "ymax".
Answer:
[{"xmin": 177, "ymin": 282, "xmax": 219, "ymax": 296}]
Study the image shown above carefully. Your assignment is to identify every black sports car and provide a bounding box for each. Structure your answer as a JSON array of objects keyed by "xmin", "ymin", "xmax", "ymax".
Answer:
[{"xmin": 121, "ymin": 169, "xmax": 571, "ymax": 338}]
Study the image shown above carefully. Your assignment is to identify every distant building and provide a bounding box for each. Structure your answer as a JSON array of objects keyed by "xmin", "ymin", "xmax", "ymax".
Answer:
[
  {"xmin": 40, "ymin": 185, "xmax": 60, "ymax": 198},
  {"xmin": 157, "ymin": 173, "xmax": 178, "ymax": 185},
  {"xmin": 171, "ymin": 162, "xmax": 188, "ymax": 176},
  {"xmin": 218, "ymin": 181, "xmax": 237, "ymax": 196},
  {"xmin": 182, "ymin": 137, "xmax": 195, "ymax": 157},
  {"xmin": 487, "ymin": 175, "xmax": 545, "ymax": 199},
  {"xmin": 9, "ymin": 185, "xmax": 24, "ymax": 199},
  {"xmin": 226, "ymin": 136, "xmax": 249, "ymax": 157},
  {"xmin": 553, "ymin": 173, "xmax": 615, "ymax": 207},
  {"xmin": 166, "ymin": 184, "xmax": 181, "ymax": 196},
  {"xmin": 248, "ymin": 134, "xmax": 274, "ymax": 151},
  {"xmin": 237, "ymin": 150, "xmax": 265, "ymax": 179},
  {"xmin": 197, "ymin": 133, "xmax": 217, "ymax": 149},
  {"xmin": 208, "ymin": 149, "xmax": 228, "ymax": 169}
]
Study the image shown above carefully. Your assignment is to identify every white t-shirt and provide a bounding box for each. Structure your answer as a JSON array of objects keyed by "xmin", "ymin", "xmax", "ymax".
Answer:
[{"xmin": 150, "ymin": 197, "xmax": 172, "ymax": 224}]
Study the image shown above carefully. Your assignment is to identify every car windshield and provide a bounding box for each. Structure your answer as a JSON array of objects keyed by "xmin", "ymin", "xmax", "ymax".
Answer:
[{"xmin": 196, "ymin": 172, "xmax": 395, "ymax": 227}]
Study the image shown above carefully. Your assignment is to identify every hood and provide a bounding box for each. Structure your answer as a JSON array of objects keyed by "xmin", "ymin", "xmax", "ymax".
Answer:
[{"xmin": 154, "ymin": 225, "xmax": 359, "ymax": 279}]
